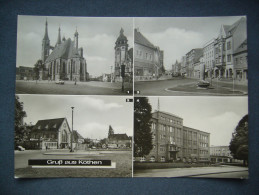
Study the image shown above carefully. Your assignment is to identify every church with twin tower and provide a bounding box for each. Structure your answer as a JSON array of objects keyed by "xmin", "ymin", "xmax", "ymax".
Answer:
[{"xmin": 41, "ymin": 19, "xmax": 88, "ymax": 81}]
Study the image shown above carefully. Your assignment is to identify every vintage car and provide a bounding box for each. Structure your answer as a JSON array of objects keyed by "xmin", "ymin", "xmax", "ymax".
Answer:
[{"xmin": 55, "ymin": 80, "xmax": 65, "ymax": 85}]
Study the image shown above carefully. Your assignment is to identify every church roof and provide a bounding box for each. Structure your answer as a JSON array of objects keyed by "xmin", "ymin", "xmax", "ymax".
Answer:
[
  {"xmin": 45, "ymin": 38, "xmax": 80, "ymax": 63},
  {"xmin": 72, "ymin": 130, "xmax": 84, "ymax": 142},
  {"xmin": 134, "ymin": 29, "xmax": 155, "ymax": 49},
  {"xmin": 108, "ymin": 133, "xmax": 130, "ymax": 140},
  {"xmin": 32, "ymin": 118, "xmax": 66, "ymax": 131}
]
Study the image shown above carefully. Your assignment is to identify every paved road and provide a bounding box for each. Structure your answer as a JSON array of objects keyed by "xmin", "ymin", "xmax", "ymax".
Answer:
[
  {"xmin": 134, "ymin": 165, "xmax": 248, "ymax": 178},
  {"xmin": 16, "ymin": 80, "xmax": 133, "ymax": 95},
  {"xmin": 134, "ymin": 78, "xmax": 248, "ymax": 96}
]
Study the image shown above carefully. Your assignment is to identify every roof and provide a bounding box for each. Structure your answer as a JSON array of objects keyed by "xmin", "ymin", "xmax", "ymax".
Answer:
[
  {"xmin": 108, "ymin": 133, "xmax": 130, "ymax": 140},
  {"xmin": 45, "ymin": 38, "xmax": 81, "ymax": 63},
  {"xmin": 152, "ymin": 111, "xmax": 182, "ymax": 120},
  {"xmin": 72, "ymin": 130, "xmax": 84, "ymax": 142},
  {"xmin": 220, "ymin": 17, "xmax": 246, "ymax": 38},
  {"xmin": 116, "ymin": 28, "xmax": 128, "ymax": 44},
  {"xmin": 134, "ymin": 28, "xmax": 156, "ymax": 49},
  {"xmin": 33, "ymin": 118, "xmax": 66, "ymax": 131},
  {"xmin": 233, "ymin": 39, "xmax": 247, "ymax": 54}
]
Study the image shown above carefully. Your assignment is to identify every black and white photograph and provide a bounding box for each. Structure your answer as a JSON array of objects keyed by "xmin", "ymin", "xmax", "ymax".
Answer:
[
  {"xmin": 134, "ymin": 16, "xmax": 248, "ymax": 96},
  {"xmin": 134, "ymin": 96, "xmax": 248, "ymax": 178},
  {"xmin": 15, "ymin": 95, "xmax": 133, "ymax": 178},
  {"xmin": 16, "ymin": 16, "xmax": 133, "ymax": 95}
]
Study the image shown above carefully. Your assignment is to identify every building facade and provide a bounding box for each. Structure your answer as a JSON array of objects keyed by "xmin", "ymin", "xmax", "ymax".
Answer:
[
  {"xmin": 41, "ymin": 20, "xmax": 88, "ymax": 81},
  {"xmin": 134, "ymin": 28, "xmax": 164, "ymax": 81},
  {"xmin": 203, "ymin": 39, "xmax": 215, "ymax": 78},
  {"xmin": 114, "ymin": 28, "xmax": 133, "ymax": 82},
  {"xmin": 214, "ymin": 17, "xmax": 247, "ymax": 79},
  {"xmin": 16, "ymin": 66, "xmax": 36, "ymax": 80},
  {"xmin": 28, "ymin": 118, "xmax": 72, "ymax": 149},
  {"xmin": 136, "ymin": 111, "xmax": 210, "ymax": 163},
  {"xmin": 233, "ymin": 39, "xmax": 248, "ymax": 83},
  {"xmin": 210, "ymin": 146, "xmax": 237, "ymax": 163}
]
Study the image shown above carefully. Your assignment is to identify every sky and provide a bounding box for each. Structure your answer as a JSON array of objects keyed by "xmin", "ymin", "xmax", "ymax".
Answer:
[
  {"xmin": 16, "ymin": 16, "xmax": 133, "ymax": 77},
  {"xmin": 147, "ymin": 96, "xmax": 248, "ymax": 146},
  {"xmin": 135, "ymin": 16, "xmax": 246, "ymax": 70},
  {"xmin": 18, "ymin": 95, "xmax": 133, "ymax": 139}
]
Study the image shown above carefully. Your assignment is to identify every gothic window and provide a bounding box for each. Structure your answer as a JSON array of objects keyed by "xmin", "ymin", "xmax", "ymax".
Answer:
[{"xmin": 62, "ymin": 130, "xmax": 67, "ymax": 142}]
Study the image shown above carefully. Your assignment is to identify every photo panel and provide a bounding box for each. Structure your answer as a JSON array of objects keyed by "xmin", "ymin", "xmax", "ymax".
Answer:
[
  {"xmin": 15, "ymin": 95, "xmax": 133, "ymax": 178},
  {"xmin": 133, "ymin": 96, "xmax": 248, "ymax": 179},
  {"xmin": 16, "ymin": 16, "xmax": 133, "ymax": 95},
  {"xmin": 134, "ymin": 16, "xmax": 248, "ymax": 96}
]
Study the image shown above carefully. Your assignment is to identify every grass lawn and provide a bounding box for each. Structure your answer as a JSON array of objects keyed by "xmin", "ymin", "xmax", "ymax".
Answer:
[
  {"xmin": 134, "ymin": 162, "xmax": 214, "ymax": 170},
  {"xmin": 15, "ymin": 150, "xmax": 132, "ymax": 178}
]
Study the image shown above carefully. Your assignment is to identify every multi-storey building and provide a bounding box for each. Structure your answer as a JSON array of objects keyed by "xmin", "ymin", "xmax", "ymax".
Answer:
[
  {"xmin": 185, "ymin": 48, "xmax": 203, "ymax": 78},
  {"xmin": 134, "ymin": 28, "xmax": 164, "ymax": 81},
  {"xmin": 136, "ymin": 111, "xmax": 210, "ymax": 163},
  {"xmin": 203, "ymin": 39, "xmax": 215, "ymax": 78},
  {"xmin": 214, "ymin": 17, "xmax": 247, "ymax": 79},
  {"xmin": 16, "ymin": 66, "xmax": 36, "ymax": 80},
  {"xmin": 233, "ymin": 39, "xmax": 248, "ymax": 83}
]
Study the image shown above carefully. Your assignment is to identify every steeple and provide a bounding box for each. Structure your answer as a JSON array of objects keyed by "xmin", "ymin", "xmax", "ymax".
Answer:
[
  {"xmin": 42, "ymin": 18, "xmax": 50, "ymax": 62},
  {"xmin": 56, "ymin": 26, "xmax": 61, "ymax": 46},
  {"xmin": 43, "ymin": 18, "xmax": 49, "ymax": 41},
  {"xmin": 74, "ymin": 28, "xmax": 79, "ymax": 49}
]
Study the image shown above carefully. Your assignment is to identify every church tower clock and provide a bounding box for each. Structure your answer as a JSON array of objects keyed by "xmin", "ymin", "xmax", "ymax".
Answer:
[{"xmin": 114, "ymin": 28, "xmax": 128, "ymax": 82}]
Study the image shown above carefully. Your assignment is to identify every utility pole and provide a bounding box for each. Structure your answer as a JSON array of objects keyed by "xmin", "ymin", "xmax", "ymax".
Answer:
[{"xmin": 70, "ymin": 107, "xmax": 74, "ymax": 152}]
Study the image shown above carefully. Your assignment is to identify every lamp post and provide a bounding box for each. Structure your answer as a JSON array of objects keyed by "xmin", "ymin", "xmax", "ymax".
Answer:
[
  {"xmin": 110, "ymin": 66, "xmax": 113, "ymax": 83},
  {"xmin": 70, "ymin": 107, "xmax": 74, "ymax": 152}
]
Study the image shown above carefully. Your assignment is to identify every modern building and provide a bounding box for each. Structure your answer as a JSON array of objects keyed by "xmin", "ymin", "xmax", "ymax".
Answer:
[
  {"xmin": 233, "ymin": 39, "xmax": 248, "ymax": 83},
  {"xmin": 214, "ymin": 17, "xmax": 247, "ymax": 78},
  {"xmin": 209, "ymin": 145, "xmax": 243, "ymax": 163},
  {"xmin": 136, "ymin": 111, "xmax": 210, "ymax": 163},
  {"xmin": 134, "ymin": 28, "xmax": 164, "ymax": 81},
  {"xmin": 41, "ymin": 20, "xmax": 88, "ymax": 81},
  {"xmin": 114, "ymin": 28, "xmax": 133, "ymax": 82},
  {"xmin": 28, "ymin": 118, "xmax": 72, "ymax": 149}
]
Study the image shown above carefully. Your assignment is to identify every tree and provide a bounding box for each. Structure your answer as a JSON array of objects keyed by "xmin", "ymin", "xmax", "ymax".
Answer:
[
  {"xmin": 15, "ymin": 96, "xmax": 29, "ymax": 147},
  {"xmin": 229, "ymin": 114, "xmax": 248, "ymax": 166},
  {"xmin": 33, "ymin": 59, "xmax": 44, "ymax": 80},
  {"xmin": 134, "ymin": 97, "xmax": 153, "ymax": 157}
]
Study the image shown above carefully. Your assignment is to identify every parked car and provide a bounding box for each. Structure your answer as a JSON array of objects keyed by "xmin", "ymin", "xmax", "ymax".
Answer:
[
  {"xmin": 55, "ymin": 80, "xmax": 65, "ymax": 85},
  {"xmin": 16, "ymin": 146, "xmax": 25, "ymax": 151}
]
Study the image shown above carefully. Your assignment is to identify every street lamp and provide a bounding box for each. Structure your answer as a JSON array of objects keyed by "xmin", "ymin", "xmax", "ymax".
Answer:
[{"xmin": 70, "ymin": 106, "xmax": 74, "ymax": 152}]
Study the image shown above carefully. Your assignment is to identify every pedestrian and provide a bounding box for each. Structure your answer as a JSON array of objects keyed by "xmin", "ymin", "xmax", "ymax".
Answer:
[
  {"xmin": 46, "ymin": 145, "xmax": 48, "ymax": 151},
  {"xmin": 74, "ymin": 78, "xmax": 77, "ymax": 85}
]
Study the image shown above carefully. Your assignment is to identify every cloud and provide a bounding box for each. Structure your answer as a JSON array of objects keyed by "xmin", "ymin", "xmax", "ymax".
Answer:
[
  {"xmin": 82, "ymin": 97, "xmax": 123, "ymax": 111},
  {"xmin": 79, "ymin": 122, "xmax": 108, "ymax": 139},
  {"xmin": 145, "ymin": 28, "xmax": 203, "ymax": 69}
]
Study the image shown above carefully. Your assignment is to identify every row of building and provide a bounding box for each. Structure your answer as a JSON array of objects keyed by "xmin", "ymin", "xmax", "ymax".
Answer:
[
  {"xmin": 172, "ymin": 17, "xmax": 247, "ymax": 83},
  {"xmin": 23, "ymin": 118, "xmax": 132, "ymax": 150}
]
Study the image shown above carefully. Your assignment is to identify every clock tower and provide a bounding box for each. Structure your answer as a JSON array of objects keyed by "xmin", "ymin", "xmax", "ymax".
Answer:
[{"xmin": 114, "ymin": 28, "xmax": 128, "ymax": 82}]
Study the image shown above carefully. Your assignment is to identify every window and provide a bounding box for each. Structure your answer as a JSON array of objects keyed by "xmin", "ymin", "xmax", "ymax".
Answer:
[
  {"xmin": 227, "ymin": 41, "xmax": 231, "ymax": 50},
  {"xmin": 227, "ymin": 55, "xmax": 231, "ymax": 62},
  {"xmin": 161, "ymin": 156, "xmax": 166, "ymax": 162},
  {"xmin": 140, "ymin": 157, "xmax": 146, "ymax": 162},
  {"xmin": 150, "ymin": 156, "xmax": 155, "ymax": 162}
]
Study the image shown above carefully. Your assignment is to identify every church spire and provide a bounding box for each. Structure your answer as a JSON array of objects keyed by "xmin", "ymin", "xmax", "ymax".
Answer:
[
  {"xmin": 43, "ymin": 18, "xmax": 49, "ymax": 40},
  {"xmin": 56, "ymin": 26, "xmax": 61, "ymax": 46}
]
